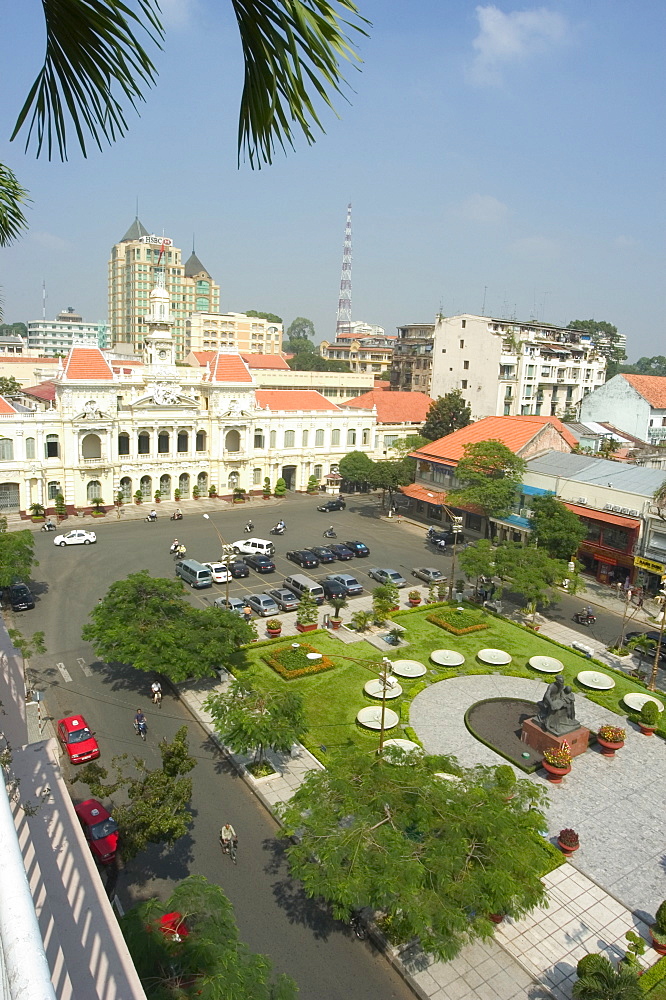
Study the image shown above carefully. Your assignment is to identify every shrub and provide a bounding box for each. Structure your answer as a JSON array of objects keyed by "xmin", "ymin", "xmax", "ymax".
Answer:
[
  {"xmin": 209, "ymin": 484, "xmax": 217, "ymax": 496},
  {"xmin": 558, "ymin": 828, "xmax": 579, "ymax": 847},
  {"xmin": 655, "ymin": 900, "xmax": 666, "ymax": 935},
  {"xmin": 639, "ymin": 954, "xmax": 666, "ymax": 992},
  {"xmin": 296, "ymin": 591, "xmax": 319, "ymax": 626},
  {"xmin": 306, "ymin": 474, "xmax": 319, "ymax": 493},
  {"xmin": 90, "ymin": 496, "xmax": 105, "ymax": 511},
  {"xmin": 29, "ymin": 502, "xmax": 45, "ymax": 518},
  {"xmin": 426, "ymin": 611, "xmax": 489, "ymax": 636},
  {"xmin": 262, "ymin": 643, "xmax": 334, "ymax": 679},
  {"xmin": 641, "ymin": 701, "xmax": 659, "ymax": 727},
  {"xmin": 408, "ymin": 589, "xmax": 421, "ymax": 601},
  {"xmin": 134, "ymin": 490, "xmax": 143, "ymax": 503},
  {"xmin": 274, "ymin": 478, "xmax": 287, "ymax": 497},
  {"xmin": 576, "ymin": 953, "xmax": 613, "ymax": 979},
  {"xmin": 55, "ymin": 492, "xmax": 67, "ymax": 515},
  {"xmin": 174, "ymin": 488, "xmax": 182, "ymax": 501},
  {"xmin": 153, "ymin": 490, "xmax": 161, "ymax": 502},
  {"xmin": 192, "ymin": 485, "xmax": 200, "ymax": 499},
  {"xmin": 494, "ymin": 765, "xmax": 516, "ymax": 791},
  {"xmin": 263, "ymin": 477, "xmax": 271, "ymax": 496},
  {"xmin": 351, "ymin": 610, "xmax": 374, "ymax": 632}
]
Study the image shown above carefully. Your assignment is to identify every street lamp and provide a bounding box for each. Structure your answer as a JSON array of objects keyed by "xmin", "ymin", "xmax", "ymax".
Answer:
[
  {"xmin": 202, "ymin": 513, "xmax": 234, "ymax": 606},
  {"xmin": 648, "ymin": 586, "xmax": 666, "ymax": 691}
]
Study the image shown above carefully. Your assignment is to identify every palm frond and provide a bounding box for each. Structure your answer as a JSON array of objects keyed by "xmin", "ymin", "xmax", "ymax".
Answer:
[
  {"xmin": 0, "ymin": 164, "xmax": 31, "ymax": 249},
  {"xmin": 232, "ymin": 0, "xmax": 370, "ymax": 167},
  {"xmin": 11, "ymin": 0, "xmax": 164, "ymax": 160}
]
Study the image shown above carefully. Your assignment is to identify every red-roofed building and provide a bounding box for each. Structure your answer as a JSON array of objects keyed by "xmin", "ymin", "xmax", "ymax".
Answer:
[
  {"xmin": 0, "ymin": 395, "xmax": 18, "ymax": 415},
  {"xmin": 61, "ymin": 347, "xmax": 114, "ymax": 381},
  {"xmin": 580, "ymin": 373, "xmax": 666, "ymax": 446},
  {"xmin": 240, "ymin": 353, "xmax": 290, "ymax": 371},
  {"xmin": 18, "ymin": 381, "xmax": 57, "ymax": 410},
  {"xmin": 207, "ymin": 353, "xmax": 253, "ymax": 384},
  {"xmin": 255, "ymin": 390, "xmax": 339, "ymax": 412},
  {"xmin": 340, "ymin": 389, "xmax": 432, "ymax": 424}
]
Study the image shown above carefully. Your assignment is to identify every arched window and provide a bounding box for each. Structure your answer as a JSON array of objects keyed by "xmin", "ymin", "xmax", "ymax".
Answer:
[
  {"xmin": 45, "ymin": 434, "xmax": 60, "ymax": 458},
  {"xmin": 284, "ymin": 430, "xmax": 295, "ymax": 448},
  {"xmin": 254, "ymin": 429, "xmax": 265, "ymax": 449},
  {"xmin": 313, "ymin": 464, "xmax": 323, "ymax": 480},
  {"xmin": 81, "ymin": 433, "xmax": 101, "ymax": 459},
  {"xmin": 178, "ymin": 473, "xmax": 190, "ymax": 497},
  {"xmin": 47, "ymin": 480, "xmax": 60, "ymax": 500},
  {"xmin": 25, "ymin": 437, "xmax": 35, "ymax": 459},
  {"xmin": 227, "ymin": 471, "xmax": 239, "ymax": 490},
  {"xmin": 331, "ymin": 429, "xmax": 340, "ymax": 446},
  {"xmin": 302, "ymin": 429, "xmax": 309, "ymax": 447},
  {"xmin": 120, "ymin": 476, "xmax": 132, "ymax": 500},
  {"xmin": 87, "ymin": 480, "xmax": 102, "ymax": 502},
  {"xmin": 140, "ymin": 475, "xmax": 152, "ymax": 498},
  {"xmin": 225, "ymin": 429, "xmax": 241, "ymax": 452},
  {"xmin": 362, "ymin": 428, "xmax": 370, "ymax": 446},
  {"xmin": 253, "ymin": 467, "xmax": 262, "ymax": 485},
  {"xmin": 315, "ymin": 429, "xmax": 324, "ymax": 447},
  {"xmin": 197, "ymin": 472, "xmax": 208, "ymax": 492},
  {"xmin": 196, "ymin": 430, "xmax": 206, "ymax": 452},
  {"xmin": 138, "ymin": 431, "xmax": 150, "ymax": 454},
  {"xmin": 158, "ymin": 431, "xmax": 170, "ymax": 454},
  {"xmin": 0, "ymin": 438, "xmax": 13, "ymax": 461},
  {"xmin": 159, "ymin": 474, "xmax": 171, "ymax": 498},
  {"xmin": 177, "ymin": 431, "xmax": 189, "ymax": 453},
  {"xmin": 269, "ymin": 430, "xmax": 277, "ymax": 448},
  {"xmin": 118, "ymin": 432, "xmax": 130, "ymax": 455},
  {"xmin": 347, "ymin": 429, "xmax": 356, "ymax": 447}
]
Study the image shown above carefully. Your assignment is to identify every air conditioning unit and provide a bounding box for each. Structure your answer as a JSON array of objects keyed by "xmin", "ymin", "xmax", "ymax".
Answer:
[
  {"xmin": 519, "ymin": 508, "xmax": 529, "ymax": 517},
  {"xmin": 628, "ymin": 509, "xmax": 639, "ymax": 516},
  {"xmin": 620, "ymin": 507, "xmax": 631, "ymax": 515},
  {"xmin": 604, "ymin": 504, "xmax": 614, "ymax": 511},
  {"xmin": 611, "ymin": 506, "xmax": 622, "ymax": 512},
  {"xmin": 577, "ymin": 497, "xmax": 587, "ymax": 504}
]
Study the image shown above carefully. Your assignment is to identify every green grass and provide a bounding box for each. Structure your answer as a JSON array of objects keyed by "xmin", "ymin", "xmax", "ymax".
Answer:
[{"xmin": 227, "ymin": 605, "xmax": 665, "ymax": 760}]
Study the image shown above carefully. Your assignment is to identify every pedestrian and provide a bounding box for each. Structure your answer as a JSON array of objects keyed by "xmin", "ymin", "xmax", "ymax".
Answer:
[
  {"xmin": 637, "ymin": 590, "xmax": 645, "ymax": 609},
  {"xmin": 243, "ymin": 604, "xmax": 252, "ymax": 622}
]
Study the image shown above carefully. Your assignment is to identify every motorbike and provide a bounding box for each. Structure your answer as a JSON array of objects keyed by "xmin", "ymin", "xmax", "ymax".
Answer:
[
  {"xmin": 244, "ymin": 521, "xmax": 254, "ymax": 533},
  {"xmin": 169, "ymin": 542, "xmax": 180, "ymax": 554},
  {"xmin": 134, "ymin": 719, "xmax": 147, "ymax": 741},
  {"xmin": 323, "ymin": 528, "xmax": 337, "ymax": 539},
  {"xmin": 170, "ymin": 511, "xmax": 183, "ymax": 521},
  {"xmin": 574, "ymin": 610, "xmax": 596, "ymax": 626},
  {"xmin": 145, "ymin": 512, "xmax": 157, "ymax": 522},
  {"xmin": 270, "ymin": 524, "xmax": 286, "ymax": 535},
  {"xmin": 41, "ymin": 521, "xmax": 56, "ymax": 532}
]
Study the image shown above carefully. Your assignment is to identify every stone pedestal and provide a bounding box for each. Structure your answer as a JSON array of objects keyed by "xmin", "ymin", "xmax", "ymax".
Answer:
[{"xmin": 521, "ymin": 718, "xmax": 590, "ymax": 758}]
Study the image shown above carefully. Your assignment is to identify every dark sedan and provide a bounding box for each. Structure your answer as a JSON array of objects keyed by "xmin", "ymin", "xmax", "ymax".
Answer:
[
  {"xmin": 329, "ymin": 543, "xmax": 354, "ymax": 560},
  {"xmin": 228, "ymin": 560, "xmax": 250, "ymax": 579},
  {"xmin": 286, "ymin": 549, "xmax": 320, "ymax": 569},
  {"xmin": 8, "ymin": 583, "xmax": 35, "ymax": 611},
  {"xmin": 308, "ymin": 545, "xmax": 336, "ymax": 564},
  {"xmin": 322, "ymin": 578, "xmax": 347, "ymax": 600},
  {"xmin": 243, "ymin": 554, "xmax": 276, "ymax": 574},
  {"xmin": 625, "ymin": 631, "xmax": 666, "ymax": 661},
  {"xmin": 343, "ymin": 540, "xmax": 370, "ymax": 557},
  {"xmin": 317, "ymin": 498, "xmax": 346, "ymax": 512}
]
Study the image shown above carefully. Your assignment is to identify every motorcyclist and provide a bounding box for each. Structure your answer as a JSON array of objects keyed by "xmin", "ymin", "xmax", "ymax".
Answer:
[
  {"xmin": 245, "ymin": 520, "xmax": 254, "ymax": 533},
  {"xmin": 170, "ymin": 538, "xmax": 180, "ymax": 554},
  {"xmin": 134, "ymin": 708, "xmax": 147, "ymax": 736},
  {"xmin": 41, "ymin": 519, "xmax": 56, "ymax": 532},
  {"xmin": 276, "ymin": 518, "xmax": 285, "ymax": 531},
  {"xmin": 148, "ymin": 509, "xmax": 157, "ymax": 521}
]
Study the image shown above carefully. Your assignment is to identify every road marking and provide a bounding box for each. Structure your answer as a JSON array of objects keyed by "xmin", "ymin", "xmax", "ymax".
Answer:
[
  {"xmin": 56, "ymin": 662, "xmax": 73, "ymax": 683},
  {"xmin": 77, "ymin": 657, "xmax": 92, "ymax": 677}
]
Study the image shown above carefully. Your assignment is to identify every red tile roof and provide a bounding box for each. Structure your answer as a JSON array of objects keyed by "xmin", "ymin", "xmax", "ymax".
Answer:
[
  {"xmin": 21, "ymin": 381, "xmax": 57, "ymax": 402},
  {"xmin": 189, "ymin": 351, "xmax": 217, "ymax": 366},
  {"xmin": 341, "ymin": 389, "xmax": 432, "ymax": 423},
  {"xmin": 621, "ymin": 374, "xmax": 666, "ymax": 408},
  {"xmin": 240, "ymin": 353, "xmax": 290, "ymax": 370},
  {"xmin": 562, "ymin": 502, "xmax": 640, "ymax": 530},
  {"xmin": 0, "ymin": 395, "xmax": 18, "ymax": 415},
  {"xmin": 255, "ymin": 390, "xmax": 340, "ymax": 412},
  {"xmin": 61, "ymin": 347, "xmax": 114, "ymax": 380},
  {"xmin": 410, "ymin": 415, "xmax": 576, "ymax": 465},
  {"xmin": 399, "ymin": 482, "xmax": 484, "ymax": 515},
  {"xmin": 209, "ymin": 353, "xmax": 253, "ymax": 383}
]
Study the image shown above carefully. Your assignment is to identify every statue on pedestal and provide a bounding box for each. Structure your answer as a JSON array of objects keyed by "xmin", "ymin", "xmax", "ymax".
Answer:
[{"xmin": 535, "ymin": 675, "xmax": 580, "ymax": 736}]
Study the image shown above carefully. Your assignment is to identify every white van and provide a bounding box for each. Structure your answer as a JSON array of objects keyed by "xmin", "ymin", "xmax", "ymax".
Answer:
[
  {"xmin": 284, "ymin": 573, "xmax": 325, "ymax": 604},
  {"xmin": 232, "ymin": 537, "xmax": 275, "ymax": 557}
]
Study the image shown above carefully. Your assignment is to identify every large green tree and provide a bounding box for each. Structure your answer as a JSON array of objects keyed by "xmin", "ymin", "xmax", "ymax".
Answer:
[
  {"xmin": 0, "ymin": 375, "xmax": 23, "ymax": 396},
  {"xmin": 279, "ymin": 749, "xmax": 549, "ymax": 960},
  {"xmin": 446, "ymin": 440, "xmax": 526, "ymax": 519},
  {"xmin": 497, "ymin": 543, "xmax": 566, "ymax": 622},
  {"xmin": 286, "ymin": 316, "xmax": 316, "ymax": 342},
  {"xmin": 458, "ymin": 538, "xmax": 496, "ymax": 588},
  {"xmin": 529, "ymin": 495, "xmax": 587, "ymax": 560},
  {"xmin": 121, "ymin": 875, "xmax": 298, "ymax": 999},
  {"xmin": 421, "ymin": 390, "xmax": 472, "ymax": 442},
  {"xmin": 370, "ymin": 459, "xmax": 412, "ymax": 507},
  {"xmin": 81, "ymin": 571, "xmax": 255, "ymax": 682},
  {"xmin": 339, "ymin": 450, "xmax": 375, "ymax": 486},
  {"xmin": 74, "ymin": 726, "xmax": 196, "ymax": 861},
  {"xmin": 287, "ymin": 352, "xmax": 350, "ymax": 371},
  {"xmin": 0, "ymin": 528, "xmax": 37, "ymax": 588},
  {"xmin": 244, "ymin": 310, "xmax": 282, "ymax": 323},
  {"xmin": 566, "ymin": 319, "xmax": 626, "ymax": 380}
]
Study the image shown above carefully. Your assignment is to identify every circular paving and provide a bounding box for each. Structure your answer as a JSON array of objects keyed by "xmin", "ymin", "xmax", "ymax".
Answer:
[
  {"xmin": 356, "ymin": 706, "xmax": 400, "ymax": 730},
  {"xmin": 623, "ymin": 692, "xmax": 664, "ymax": 712},
  {"xmin": 392, "ymin": 659, "xmax": 427, "ymax": 678},
  {"xmin": 430, "ymin": 649, "xmax": 465, "ymax": 667},
  {"xmin": 528, "ymin": 655, "xmax": 564, "ymax": 673},
  {"xmin": 477, "ymin": 648, "xmax": 512, "ymax": 665},
  {"xmin": 577, "ymin": 670, "xmax": 615, "ymax": 690},
  {"xmin": 364, "ymin": 678, "xmax": 403, "ymax": 699}
]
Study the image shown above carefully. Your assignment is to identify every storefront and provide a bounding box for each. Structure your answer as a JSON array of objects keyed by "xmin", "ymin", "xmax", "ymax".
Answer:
[
  {"xmin": 398, "ymin": 483, "xmax": 484, "ymax": 535},
  {"xmin": 563, "ymin": 502, "xmax": 640, "ymax": 584},
  {"xmin": 633, "ymin": 555, "xmax": 666, "ymax": 596}
]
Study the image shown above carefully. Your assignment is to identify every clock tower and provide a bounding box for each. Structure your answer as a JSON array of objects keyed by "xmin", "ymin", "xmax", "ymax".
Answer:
[{"xmin": 143, "ymin": 263, "xmax": 175, "ymax": 367}]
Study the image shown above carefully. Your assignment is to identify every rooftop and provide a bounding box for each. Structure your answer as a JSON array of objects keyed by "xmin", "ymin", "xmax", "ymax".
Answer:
[
  {"xmin": 208, "ymin": 353, "xmax": 254, "ymax": 384},
  {"xmin": 255, "ymin": 389, "xmax": 339, "ymax": 412},
  {"xmin": 621, "ymin": 374, "xmax": 666, "ymax": 409},
  {"xmin": 526, "ymin": 451, "xmax": 666, "ymax": 495},
  {"xmin": 0, "ymin": 395, "xmax": 19, "ymax": 415},
  {"xmin": 21, "ymin": 381, "xmax": 57, "ymax": 403},
  {"xmin": 61, "ymin": 347, "xmax": 115, "ymax": 381},
  {"xmin": 239, "ymin": 353, "xmax": 291, "ymax": 370},
  {"xmin": 340, "ymin": 388, "xmax": 432, "ymax": 423},
  {"xmin": 411, "ymin": 415, "xmax": 576, "ymax": 465}
]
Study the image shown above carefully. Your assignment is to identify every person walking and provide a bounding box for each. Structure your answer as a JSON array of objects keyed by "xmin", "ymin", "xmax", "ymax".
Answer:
[{"xmin": 243, "ymin": 604, "xmax": 252, "ymax": 622}]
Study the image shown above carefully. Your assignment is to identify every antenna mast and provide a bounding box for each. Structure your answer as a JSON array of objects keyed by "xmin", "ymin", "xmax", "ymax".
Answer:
[{"xmin": 336, "ymin": 203, "xmax": 352, "ymax": 335}]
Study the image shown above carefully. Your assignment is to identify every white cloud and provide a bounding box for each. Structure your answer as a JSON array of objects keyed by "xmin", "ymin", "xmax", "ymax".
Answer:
[
  {"xmin": 30, "ymin": 231, "xmax": 71, "ymax": 252},
  {"xmin": 469, "ymin": 5, "xmax": 569, "ymax": 86},
  {"xmin": 457, "ymin": 193, "xmax": 509, "ymax": 224},
  {"xmin": 160, "ymin": 0, "xmax": 196, "ymax": 28}
]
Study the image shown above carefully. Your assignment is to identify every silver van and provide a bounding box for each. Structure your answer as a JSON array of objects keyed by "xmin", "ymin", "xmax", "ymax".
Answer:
[
  {"xmin": 175, "ymin": 558, "xmax": 213, "ymax": 589},
  {"xmin": 284, "ymin": 573, "xmax": 325, "ymax": 604}
]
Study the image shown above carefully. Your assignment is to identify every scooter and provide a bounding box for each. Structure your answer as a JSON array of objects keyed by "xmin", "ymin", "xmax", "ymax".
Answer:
[
  {"xmin": 244, "ymin": 521, "xmax": 254, "ymax": 533},
  {"xmin": 41, "ymin": 520, "xmax": 56, "ymax": 532},
  {"xmin": 270, "ymin": 524, "xmax": 286, "ymax": 535},
  {"xmin": 323, "ymin": 528, "xmax": 337, "ymax": 539},
  {"xmin": 574, "ymin": 610, "xmax": 596, "ymax": 626},
  {"xmin": 170, "ymin": 511, "xmax": 183, "ymax": 521},
  {"xmin": 145, "ymin": 512, "xmax": 157, "ymax": 522}
]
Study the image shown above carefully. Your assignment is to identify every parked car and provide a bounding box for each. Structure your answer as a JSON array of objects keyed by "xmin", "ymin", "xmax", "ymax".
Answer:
[
  {"xmin": 54, "ymin": 529, "xmax": 97, "ymax": 547},
  {"xmin": 231, "ymin": 537, "xmax": 275, "ymax": 557},
  {"xmin": 246, "ymin": 593, "xmax": 280, "ymax": 617},
  {"xmin": 343, "ymin": 540, "xmax": 370, "ymax": 557},
  {"xmin": 368, "ymin": 567, "xmax": 407, "ymax": 588},
  {"xmin": 244, "ymin": 553, "xmax": 276, "ymax": 573},
  {"xmin": 412, "ymin": 567, "xmax": 445, "ymax": 584},
  {"xmin": 321, "ymin": 578, "xmax": 347, "ymax": 600},
  {"xmin": 625, "ymin": 630, "xmax": 666, "ymax": 660},
  {"xmin": 286, "ymin": 549, "xmax": 320, "ymax": 569},
  {"xmin": 317, "ymin": 498, "xmax": 346, "ymax": 512},
  {"xmin": 326, "ymin": 573, "xmax": 363, "ymax": 596},
  {"xmin": 202, "ymin": 561, "xmax": 231, "ymax": 583},
  {"xmin": 74, "ymin": 799, "xmax": 119, "ymax": 864},
  {"xmin": 8, "ymin": 583, "xmax": 35, "ymax": 611},
  {"xmin": 267, "ymin": 587, "xmax": 300, "ymax": 611},
  {"xmin": 427, "ymin": 527, "xmax": 465, "ymax": 546},
  {"xmin": 228, "ymin": 560, "xmax": 250, "ymax": 579},
  {"xmin": 57, "ymin": 715, "xmax": 100, "ymax": 764},
  {"xmin": 329, "ymin": 543, "xmax": 354, "ymax": 561},
  {"xmin": 213, "ymin": 596, "xmax": 245, "ymax": 615},
  {"xmin": 308, "ymin": 545, "xmax": 336, "ymax": 563}
]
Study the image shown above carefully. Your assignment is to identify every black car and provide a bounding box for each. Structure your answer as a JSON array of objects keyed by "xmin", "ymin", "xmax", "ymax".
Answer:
[
  {"xmin": 286, "ymin": 549, "xmax": 320, "ymax": 569},
  {"xmin": 317, "ymin": 498, "xmax": 346, "ymax": 512},
  {"xmin": 428, "ymin": 527, "xmax": 465, "ymax": 546},
  {"xmin": 343, "ymin": 540, "xmax": 370, "ymax": 557},
  {"xmin": 8, "ymin": 583, "xmax": 35, "ymax": 611},
  {"xmin": 329, "ymin": 543, "xmax": 354, "ymax": 560},
  {"xmin": 243, "ymin": 554, "xmax": 276, "ymax": 574},
  {"xmin": 322, "ymin": 578, "xmax": 346, "ymax": 600},
  {"xmin": 308, "ymin": 545, "xmax": 336, "ymax": 564},
  {"xmin": 228, "ymin": 560, "xmax": 250, "ymax": 579},
  {"xmin": 625, "ymin": 631, "xmax": 666, "ymax": 660}
]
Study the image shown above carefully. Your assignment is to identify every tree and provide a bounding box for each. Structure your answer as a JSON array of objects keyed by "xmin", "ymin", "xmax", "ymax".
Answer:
[
  {"xmin": 421, "ymin": 390, "xmax": 472, "ymax": 442},
  {"xmin": 623, "ymin": 355, "xmax": 666, "ymax": 376},
  {"xmin": 204, "ymin": 677, "xmax": 308, "ymax": 767},
  {"xmin": 274, "ymin": 477, "xmax": 287, "ymax": 496},
  {"xmin": 458, "ymin": 538, "xmax": 496, "ymax": 589},
  {"xmin": 7, "ymin": 629, "xmax": 46, "ymax": 697},
  {"xmin": 286, "ymin": 317, "xmax": 316, "ymax": 342},
  {"xmin": 0, "ymin": 529, "xmax": 37, "ymax": 588},
  {"xmin": 498, "ymin": 544, "xmax": 566, "ymax": 622},
  {"xmin": 81, "ymin": 571, "xmax": 255, "ymax": 682},
  {"xmin": 279, "ymin": 750, "xmax": 549, "ymax": 961},
  {"xmin": 0, "ymin": 375, "xmax": 22, "ymax": 396},
  {"xmin": 284, "ymin": 337, "xmax": 317, "ymax": 356},
  {"xmin": 370, "ymin": 459, "xmax": 412, "ymax": 507},
  {"xmin": 339, "ymin": 450, "xmax": 375, "ymax": 487},
  {"xmin": 566, "ymin": 320, "xmax": 626, "ymax": 380},
  {"xmin": 244, "ymin": 310, "xmax": 282, "ymax": 323},
  {"xmin": 287, "ymin": 352, "xmax": 350, "ymax": 371},
  {"xmin": 120, "ymin": 875, "xmax": 298, "ymax": 999},
  {"xmin": 389, "ymin": 434, "xmax": 428, "ymax": 458},
  {"xmin": 529, "ymin": 495, "xmax": 587, "ymax": 560},
  {"xmin": 74, "ymin": 726, "xmax": 196, "ymax": 861},
  {"xmin": 572, "ymin": 959, "xmax": 643, "ymax": 1000},
  {"xmin": 0, "ymin": 322, "xmax": 27, "ymax": 338},
  {"xmin": 446, "ymin": 440, "xmax": 526, "ymax": 519},
  {"xmin": 372, "ymin": 583, "xmax": 399, "ymax": 622}
]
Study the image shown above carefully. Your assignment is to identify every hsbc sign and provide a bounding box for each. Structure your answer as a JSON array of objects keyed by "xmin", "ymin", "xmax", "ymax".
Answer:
[{"xmin": 140, "ymin": 235, "xmax": 173, "ymax": 246}]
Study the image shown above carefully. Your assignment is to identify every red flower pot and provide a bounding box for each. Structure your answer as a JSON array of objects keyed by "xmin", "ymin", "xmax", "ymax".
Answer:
[
  {"xmin": 651, "ymin": 934, "xmax": 666, "ymax": 956},
  {"xmin": 296, "ymin": 623, "xmax": 317, "ymax": 633},
  {"xmin": 557, "ymin": 839, "xmax": 580, "ymax": 855},
  {"xmin": 639, "ymin": 724, "xmax": 657, "ymax": 736},
  {"xmin": 267, "ymin": 628, "xmax": 281, "ymax": 638},
  {"xmin": 488, "ymin": 914, "xmax": 505, "ymax": 924},
  {"xmin": 330, "ymin": 618, "xmax": 342, "ymax": 630},
  {"xmin": 408, "ymin": 599, "xmax": 421, "ymax": 607},
  {"xmin": 542, "ymin": 761, "xmax": 571, "ymax": 784},
  {"xmin": 597, "ymin": 737, "xmax": 624, "ymax": 756}
]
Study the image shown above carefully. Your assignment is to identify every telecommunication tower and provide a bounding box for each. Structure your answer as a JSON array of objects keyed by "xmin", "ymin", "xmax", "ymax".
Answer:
[{"xmin": 336, "ymin": 203, "xmax": 353, "ymax": 335}]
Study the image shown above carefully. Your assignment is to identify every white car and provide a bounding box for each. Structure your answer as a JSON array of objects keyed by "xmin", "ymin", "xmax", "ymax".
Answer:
[
  {"xmin": 203, "ymin": 562, "xmax": 231, "ymax": 584},
  {"xmin": 231, "ymin": 537, "xmax": 275, "ymax": 557},
  {"xmin": 54, "ymin": 529, "xmax": 97, "ymax": 547}
]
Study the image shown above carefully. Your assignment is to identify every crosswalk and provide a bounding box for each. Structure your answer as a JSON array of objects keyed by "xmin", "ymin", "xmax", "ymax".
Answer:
[{"xmin": 54, "ymin": 657, "xmax": 94, "ymax": 683}]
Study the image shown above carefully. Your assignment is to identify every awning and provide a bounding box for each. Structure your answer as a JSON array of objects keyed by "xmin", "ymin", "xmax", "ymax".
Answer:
[
  {"xmin": 563, "ymin": 502, "xmax": 640, "ymax": 530},
  {"xmin": 400, "ymin": 483, "xmax": 448, "ymax": 504}
]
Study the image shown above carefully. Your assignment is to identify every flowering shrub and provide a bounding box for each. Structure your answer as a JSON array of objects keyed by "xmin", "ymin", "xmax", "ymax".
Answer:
[
  {"xmin": 426, "ymin": 612, "xmax": 489, "ymax": 636},
  {"xmin": 598, "ymin": 724, "xmax": 626, "ymax": 743},
  {"xmin": 262, "ymin": 642, "xmax": 334, "ymax": 680},
  {"xmin": 558, "ymin": 828, "xmax": 579, "ymax": 847},
  {"xmin": 543, "ymin": 741, "xmax": 572, "ymax": 768}
]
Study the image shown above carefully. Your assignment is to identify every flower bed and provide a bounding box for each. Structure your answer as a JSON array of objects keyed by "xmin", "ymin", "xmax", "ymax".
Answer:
[
  {"xmin": 262, "ymin": 642, "xmax": 334, "ymax": 680},
  {"xmin": 426, "ymin": 610, "xmax": 489, "ymax": 636}
]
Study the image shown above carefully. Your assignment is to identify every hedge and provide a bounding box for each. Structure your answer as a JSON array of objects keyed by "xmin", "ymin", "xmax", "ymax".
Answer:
[
  {"xmin": 261, "ymin": 642, "xmax": 334, "ymax": 680},
  {"xmin": 426, "ymin": 612, "xmax": 489, "ymax": 636},
  {"xmin": 641, "ymin": 956, "xmax": 666, "ymax": 994}
]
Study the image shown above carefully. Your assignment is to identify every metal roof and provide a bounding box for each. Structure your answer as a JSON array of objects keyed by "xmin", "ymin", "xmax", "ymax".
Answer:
[{"xmin": 526, "ymin": 451, "xmax": 665, "ymax": 496}]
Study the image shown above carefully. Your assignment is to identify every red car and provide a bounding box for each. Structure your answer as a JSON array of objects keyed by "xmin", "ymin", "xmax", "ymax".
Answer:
[
  {"xmin": 74, "ymin": 799, "xmax": 119, "ymax": 864},
  {"xmin": 160, "ymin": 912, "xmax": 189, "ymax": 942},
  {"xmin": 57, "ymin": 714, "xmax": 100, "ymax": 764}
]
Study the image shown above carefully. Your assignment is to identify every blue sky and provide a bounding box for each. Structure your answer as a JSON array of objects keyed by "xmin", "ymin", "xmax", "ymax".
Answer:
[{"xmin": 1, "ymin": 1, "xmax": 664, "ymax": 358}]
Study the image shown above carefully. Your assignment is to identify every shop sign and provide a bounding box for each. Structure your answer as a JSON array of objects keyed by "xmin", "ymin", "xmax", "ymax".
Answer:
[{"xmin": 634, "ymin": 555, "xmax": 666, "ymax": 575}]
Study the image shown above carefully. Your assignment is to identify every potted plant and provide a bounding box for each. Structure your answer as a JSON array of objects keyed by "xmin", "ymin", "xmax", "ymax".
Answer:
[
  {"xmin": 232, "ymin": 486, "xmax": 245, "ymax": 503},
  {"xmin": 192, "ymin": 485, "xmax": 200, "ymax": 499},
  {"xmin": 115, "ymin": 491, "xmax": 124, "ymax": 507},
  {"xmin": 542, "ymin": 741, "xmax": 572, "ymax": 783},
  {"xmin": 134, "ymin": 490, "xmax": 143, "ymax": 504},
  {"xmin": 174, "ymin": 488, "xmax": 182, "ymax": 501},
  {"xmin": 296, "ymin": 592, "xmax": 319, "ymax": 632},
  {"xmin": 154, "ymin": 490, "xmax": 161, "ymax": 503},
  {"xmin": 266, "ymin": 619, "xmax": 282, "ymax": 638},
  {"xmin": 263, "ymin": 477, "xmax": 272, "ymax": 499},
  {"xmin": 54, "ymin": 492, "xmax": 67, "ymax": 519},
  {"xmin": 327, "ymin": 595, "xmax": 348, "ymax": 630},
  {"xmin": 274, "ymin": 477, "xmax": 287, "ymax": 497},
  {"xmin": 29, "ymin": 502, "xmax": 45, "ymax": 522},
  {"xmin": 209, "ymin": 484, "xmax": 217, "ymax": 498},
  {"xmin": 407, "ymin": 588, "xmax": 422, "ymax": 607},
  {"xmin": 596, "ymin": 723, "xmax": 626, "ymax": 756},
  {"xmin": 638, "ymin": 700, "xmax": 659, "ymax": 736},
  {"xmin": 621, "ymin": 931, "xmax": 646, "ymax": 972},
  {"xmin": 90, "ymin": 496, "xmax": 105, "ymax": 516},
  {"xmin": 557, "ymin": 828, "xmax": 580, "ymax": 855},
  {"xmin": 385, "ymin": 627, "xmax": 403, "ymax": 646},
  {"xmin": 351, "ymin": 609, "xmax": 373, "ymax": 633},
  {"xmin": 651, "ymin": 901, "xmax": 666, "ymax": 955}
]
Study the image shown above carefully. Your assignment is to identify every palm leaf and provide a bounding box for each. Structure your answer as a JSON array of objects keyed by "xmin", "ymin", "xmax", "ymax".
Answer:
[
  {"xmin": 11, "ymin": 0, "xmax": 164, "ymax": 160},
  {"xmin": 0, "ymin": 164, "xmax": 30, "ymax": 250},
  {"xmin": 232, "ymin": 0, "xmax": 370, "ymax": 167}
]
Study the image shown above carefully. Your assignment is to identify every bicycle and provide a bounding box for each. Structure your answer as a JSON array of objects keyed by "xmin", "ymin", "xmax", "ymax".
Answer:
[
  {"xmin": 349, "ymin": 912, "xmax": 367, "ymax": 940},
  {"xmin": 220, "ymin": 835, "xmax": 238, "ymax": 864},
  {"xmin": 152, "ymin": 687, "xmax": 162, "ymax": 707}
]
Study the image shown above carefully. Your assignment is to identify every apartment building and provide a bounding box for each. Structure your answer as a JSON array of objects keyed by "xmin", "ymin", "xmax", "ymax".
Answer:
[
  {"xmin": 430, "ymin": 314, "xmax": 606, "ymax": 420},
  {"xmin": 27, "ymin": 307, "xmax": 110, "ymax": 355},
  {"xmin": 390, "ymin": 322, "xmax": 436, "ymax": 392},
  {"xmin": 185, "ymin": 311, "xmax": 283, "ymax": 354},
  {"xmin": 319, "ymin": 334, "xmax": 394, "ymax": 375}
]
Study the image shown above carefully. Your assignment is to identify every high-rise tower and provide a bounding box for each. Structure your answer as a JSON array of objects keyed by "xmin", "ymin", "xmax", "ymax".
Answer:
[{"xmin": 335, "ymin": 203, "xmax": 353, "ymax": 336}]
